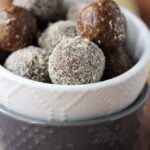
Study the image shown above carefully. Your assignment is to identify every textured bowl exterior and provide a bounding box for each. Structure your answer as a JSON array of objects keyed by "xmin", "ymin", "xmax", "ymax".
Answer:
[
  {"xmin": 0, "ymin": 7, "xmax": 149, "ymax": 121},
  {"xmin": 0, "ymin": 110, "xmax": 142, "ymax": 150},
  {"xmin": 0, "ymin": 85, "xmax": 148, "ymax": 150}
]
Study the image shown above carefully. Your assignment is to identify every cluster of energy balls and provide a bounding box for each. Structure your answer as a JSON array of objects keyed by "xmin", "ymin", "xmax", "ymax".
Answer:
[{"xmin": 0, "ymin": 0, "xmax": 133, "ymax": 85}]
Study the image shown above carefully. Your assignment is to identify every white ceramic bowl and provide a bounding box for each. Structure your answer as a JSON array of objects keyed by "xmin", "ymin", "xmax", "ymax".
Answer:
[{"xmin": 0, "ymin": 5, "xmax": 149, "ymax": 121}]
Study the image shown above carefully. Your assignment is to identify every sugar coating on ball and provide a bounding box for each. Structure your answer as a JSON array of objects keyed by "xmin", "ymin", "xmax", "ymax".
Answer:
[
  {"xmin": 67, "ymin": 0, "xmax": 93, "ymax": 21},
  {"xmin": 5, "ymin": 46, "xmax": 49, "ymax": 82},
  {"xmin": 48, "ymin": 37, "xmax": 105, "ymax": 85},
  {"xmin": 38, "ymin": 21, "xmax": 78, "ymax": 55},
  {"xmin": 78, "ymin": 0, "xmax": 127, "ymax": 48},
  {"xmin": 13, "ymin": 0, "xmax": 63, "ymax": 21}
]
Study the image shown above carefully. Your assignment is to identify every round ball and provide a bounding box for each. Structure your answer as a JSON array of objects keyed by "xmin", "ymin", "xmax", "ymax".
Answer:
[
  {"xmin": 13, "ymin": 0, "xmax": 63, "ymax": 22},
  {"xmin": 48, "ymin": 37, "xmax": 105, "ymax": 85},
  {"xmin": 77, "ymin": 0, "xmax": 127, "ymax": 48},
  {"xmin": 5, "ymin": 46, "xmax": 49, "ymax": 82},
  {"xmin": 67, "ymin": 0, "xmax": 93, "ymax": 21},
  {"xmin": 38, "ymin": 21, "xmax": 78, "ymax": 55},
  {"xmin": 0, "ymin": 50, "xmax": 10, "ymax": 65},
  {"xmin": 103, "ymin": 46, "xmax": 134, "ymax": 80},
  {"xmin": 0, "ymin": 5, "xmax": 37, "ymax": 52}
]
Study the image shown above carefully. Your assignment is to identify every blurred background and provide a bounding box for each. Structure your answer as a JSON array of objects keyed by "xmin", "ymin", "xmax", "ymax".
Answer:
[
  {"xmin": 115, "ymin": 0, "xmax": 150, "ymax": 149},
  {"xmin": 115, "ymin": 0, "xmax": 150, "ymax": 27}
]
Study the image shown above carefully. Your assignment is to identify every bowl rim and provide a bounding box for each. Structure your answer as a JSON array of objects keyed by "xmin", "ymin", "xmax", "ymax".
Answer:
[
  {"xmin": 0, "ymin": 84, "xmax": 148, "ymax": 126},
  {"xmin": 0, "ymin": 9, "xmax": 150, "ymax": 91}
]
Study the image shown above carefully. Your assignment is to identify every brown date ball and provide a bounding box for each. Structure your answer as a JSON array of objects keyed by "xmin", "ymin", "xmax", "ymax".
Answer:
[
  {"xmin": 0, "ymin": 4, "xmax": 37, "ymax": 52},
  {"xmin": 102, "ymin": 46, "xmax": 134, "ymax": 80},
  {"xmin": 13, "ymin": 0, "xmax": 63, "ymax": 22},
  {"xmin": 48, "ymin": 37, "xmax": 105, "ymax": 85},
  {"xmin": 77, "ymin": 0, "xmax": 127, "ymax": 48}
]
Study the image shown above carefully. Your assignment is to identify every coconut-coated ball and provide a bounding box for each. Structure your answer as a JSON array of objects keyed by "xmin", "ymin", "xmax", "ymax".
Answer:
[
  {"xmin": 77, "ymin": 0, "xmax": 127, "ymax": 48},
  {"xmin": 48, "ymin": 37, "xmax": 105, "ymax": 85},
  {"xmin": 0, "ymin": 4, "xmax": 37, "ymax": 52},
  {"xmin": 67, "ymin": 0, "xmax": 93, "ymax": 21},
  {"xmin": 5, "ymin": 46, "xmax": 49, "ymax": 82},
  {"xmin": 13, "ymin": 0, "xmax": 63, "ymax": 22},
  {"xmin": 38, "ymin": 21, "xmax": 78, "ymax": 55}
]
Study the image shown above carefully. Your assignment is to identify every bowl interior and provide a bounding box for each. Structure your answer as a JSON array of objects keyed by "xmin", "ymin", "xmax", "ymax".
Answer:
[{"xmin": 0, "ymin": 6, "xmax": 149, "ymax": 90}]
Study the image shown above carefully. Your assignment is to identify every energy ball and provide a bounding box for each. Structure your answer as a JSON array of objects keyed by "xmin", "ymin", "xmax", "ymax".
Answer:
[
  {"xmin": 77, "ymin": 0, "xmax": 127, "ymax": 48},
  {"xmin": 48, "ymin": 37, "xmax": 105, "ymax": 85},
  {"xmin": 38, "ymin": 21, "xmax": 78, "ymax": 55},
  {"xmin": 0, "ymin": 0, "xmax": 37, "ymax": 52},
  {"xmin": 5, "ymin": 46, "xmax": 49, "ymax": 82},
  {"xmin": 13, "ymin": 0, "xmax": 63, "ymax": 22},
  {"xmin": 0, "ymin": 50, "xmax": 10, "ymax": 65},
  {"xmin": 102, "ymin": 46, "xmax": 134, "ymax": 80},
  {"xmin": 67, "ymin": 0, "xmax": 93, "ymax": 21}
]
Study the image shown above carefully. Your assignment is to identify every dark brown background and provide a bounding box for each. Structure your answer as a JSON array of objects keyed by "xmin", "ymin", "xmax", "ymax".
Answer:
[{"xmin": 137, "ymin": 0, "xmax": 150, "ymax": 27}]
